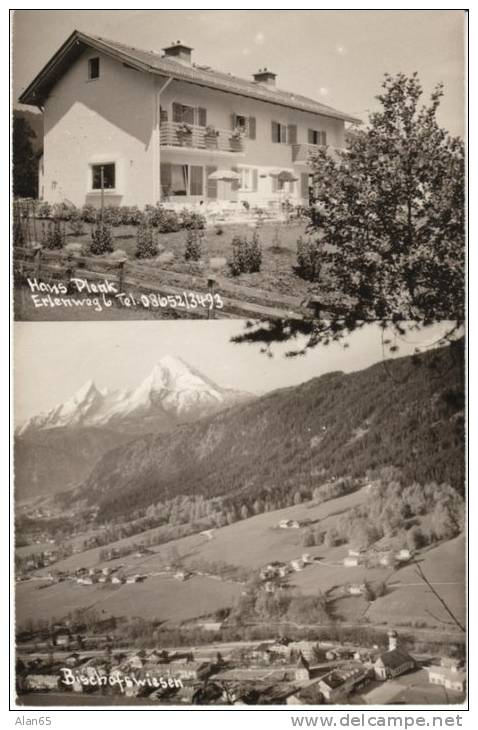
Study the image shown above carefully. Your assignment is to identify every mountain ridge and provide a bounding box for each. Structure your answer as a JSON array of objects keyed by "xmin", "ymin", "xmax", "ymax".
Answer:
[
  {"xmin": 17, "ymin": 355, "xmax": 251, "ymax": 436},
  {"xmin": 76, "ymin": 342, "xmax": 465, "ymax": 522}
]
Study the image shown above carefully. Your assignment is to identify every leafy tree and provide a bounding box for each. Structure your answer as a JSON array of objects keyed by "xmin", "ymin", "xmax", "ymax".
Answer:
[
  {"xmin": 13, "ymin": 116, "xmax": 38, "ymax": 198},
  {"xmin": 233, "ymin": 73, "xmax": 464, "ymax": 355}
]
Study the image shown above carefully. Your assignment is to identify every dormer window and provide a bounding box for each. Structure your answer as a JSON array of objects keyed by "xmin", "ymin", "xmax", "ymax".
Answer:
[{"xmin": 88, "ymin": 58, "xmax": 100, "ymax": 80}]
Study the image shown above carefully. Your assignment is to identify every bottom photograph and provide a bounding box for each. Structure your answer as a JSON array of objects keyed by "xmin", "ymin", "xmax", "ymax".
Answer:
[{"xmin": 13, "ymin": 320, "xmax": 465, "ymax": 707}]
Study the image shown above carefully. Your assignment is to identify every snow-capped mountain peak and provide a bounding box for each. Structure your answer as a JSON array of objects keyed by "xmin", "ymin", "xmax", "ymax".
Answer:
[{"xmin": 17, "ymin": 357, "xmax": 251, "ymax": 436}]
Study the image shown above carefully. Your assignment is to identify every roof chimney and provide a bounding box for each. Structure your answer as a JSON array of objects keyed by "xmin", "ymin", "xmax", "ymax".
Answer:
[
  {"xmin": 162, "ymin": 41, "xmax": 193, "ymax": 65},
  {"xmin": 253, "ymin": 68, "xmax": 276, "ymax": 86}
]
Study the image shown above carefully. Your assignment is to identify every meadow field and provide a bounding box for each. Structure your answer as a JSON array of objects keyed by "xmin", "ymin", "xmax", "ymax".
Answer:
[{"xmin": 17, "ymin": 487, "xmax": 466, "ymax": 632}]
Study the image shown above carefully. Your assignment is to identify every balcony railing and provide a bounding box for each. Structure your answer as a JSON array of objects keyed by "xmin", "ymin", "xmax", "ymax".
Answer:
[
  {"xmin": 291, "ymin": 143, "xmax": 323, "ymax": 163},
  {"xmin": 160, "ymin": 122, "xmax": 244, "ymax": 154},
  {"xmin": 292, "ymin": 143, "xmax": 345, "ymax": 164}
]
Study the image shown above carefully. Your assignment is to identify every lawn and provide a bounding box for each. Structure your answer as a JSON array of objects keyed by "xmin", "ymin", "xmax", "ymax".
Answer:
[{"xmin": 15, "ymin": 219, "xmax": 315, "ymax": 321}]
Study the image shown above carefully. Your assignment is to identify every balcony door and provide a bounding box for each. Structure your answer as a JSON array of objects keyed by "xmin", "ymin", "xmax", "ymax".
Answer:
[{"xmin": 172, "ymin": 103, "xmax": 207, "ymax": 127}]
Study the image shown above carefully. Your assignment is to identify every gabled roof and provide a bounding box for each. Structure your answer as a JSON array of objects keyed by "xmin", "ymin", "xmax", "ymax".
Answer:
[
  {"xmin": 19, "ymin": 30, "xmax": 360, "ymax": 124},
  {"xmin": 375, "ymin": 649, "xmax": 414, "ymax": 669}
]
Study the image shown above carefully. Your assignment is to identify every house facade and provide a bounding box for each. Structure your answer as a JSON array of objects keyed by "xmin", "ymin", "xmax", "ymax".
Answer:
[{"xmin": 19, "ymin": 31, "xmax": 359, "ymax": 211}]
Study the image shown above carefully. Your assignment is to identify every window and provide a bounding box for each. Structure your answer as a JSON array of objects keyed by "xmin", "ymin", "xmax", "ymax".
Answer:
[
  {"xmin": 271, "ymin": 121, "xmax": 288, "ymax": 144},
  {"xmin": 88, "ymin": 58, "xmax": 100, "ymax": 80},
  {"xmin": 92, "ymin": 163, "xmax": 115, "ymax": 190},
  {"xmin": 308, "ymin": 129, "xmax": 327, "ymax": 146},
  {"xmin": 231, "ymin": 115, "xmax": 256, "ymax": 140},
  {"xmin": 172, "ymin": 103, "xmax": 207, "ymax": 126},
  {"xmin": 238, "ymin": 166, "xmax": 258, "ymax": 192},
  {"xmin": 170, "ymin": 164, "xmax": 189, "ymax": 195},
  {"xmin": 161, "ymin": 163, "xmax": 204, "ymax": 196}
]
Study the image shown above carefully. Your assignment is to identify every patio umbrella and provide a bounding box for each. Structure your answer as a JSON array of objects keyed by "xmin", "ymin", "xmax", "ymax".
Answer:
[
  {"xmin": 277, "ymin": 170, "xmax": 299, "ymax": 183},
  {"xmin": 207, "ymin": 169, "xmax": 241, "ymax": 182}
]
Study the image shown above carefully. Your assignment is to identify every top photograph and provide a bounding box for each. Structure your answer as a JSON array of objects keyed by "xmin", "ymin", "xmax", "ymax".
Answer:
[{"xmin": 11, "ymin": 9, "xmax": 465, "ymax": 322}]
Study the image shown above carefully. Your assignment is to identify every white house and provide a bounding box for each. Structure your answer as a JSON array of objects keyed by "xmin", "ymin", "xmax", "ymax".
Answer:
[
  {"xmin": 427, "ymin": 661, "xmax": 466, "ymax": 693},
  {"xmin": 19, "ymin": 30, "xmax": 359, "ymax": 210}
]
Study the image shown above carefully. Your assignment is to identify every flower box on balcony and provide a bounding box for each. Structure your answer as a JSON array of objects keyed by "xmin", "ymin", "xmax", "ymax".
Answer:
[
  {"xmin": 176, "ymin": 123, "xmax": 193, "ymax": 147},
  {"xmin": 205, "ymin": 126, "xmax": 219, "ymax": 149}
]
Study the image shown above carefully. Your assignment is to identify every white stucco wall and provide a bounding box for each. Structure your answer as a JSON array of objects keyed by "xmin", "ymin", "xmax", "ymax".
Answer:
[
  {"xmin": 159, "ymin": 79, "xmax": 345, "ymax": 206},
  {"xmin": 42, "ymin": 49, "xmax": 157, "ymax": 208},
  {"xmin": 41, "ymin": 51, "xmax": 346, "ymax": 209}
]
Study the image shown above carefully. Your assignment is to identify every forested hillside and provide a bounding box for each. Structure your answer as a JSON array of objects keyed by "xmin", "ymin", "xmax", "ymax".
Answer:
[{"xmin": 79, "ymin": 340, "xmax": 464, "ymax": 522}]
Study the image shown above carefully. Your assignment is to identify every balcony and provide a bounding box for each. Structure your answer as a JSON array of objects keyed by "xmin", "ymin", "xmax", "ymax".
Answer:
[
  {"xmin": 292, "ymin": 143, "xmax": 345, "ymax": 164},
  {"xmin": 160, "ymin": 122, "xmax": 244, "ymax": 155},
  {"xmin": 291, "ymin": 143, "xmax": 323, "ymax": 164}
]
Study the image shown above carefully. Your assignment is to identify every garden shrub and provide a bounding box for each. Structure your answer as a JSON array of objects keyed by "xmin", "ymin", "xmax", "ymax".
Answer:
[
  {"xmin": 68, "ymin": 212, "xmax": 86, "ymax": 237},
  {"xmin": 297, "ymin": 235, "xmax": 320, "ymax": 281},
  {"xmin": 51, "ymin": 202, "xmax": 76, "ymax": 221},
  {"xmin": 184, "ymin": 229, "xmax": 202, "ymax": 261},
  {"xmin": 36, "ymin": 202, "xmax": 52, "ymax": 219},
  {"xmin": 102, "ymin": 206, "xmax": 123, "ymax": 227},
  {"xmin": 43, "ymin": 219, "xmax": 65, "ymax": 250},
  {"xmin": 230, "ymin": 231, "xmax": 262, "ymax": 275},
  {"xmin": 80, "ymin": 204, "xmax": 98, "ymax": 224},
  {"xmin": 135, "ymin": 223, "xmax": 158, "ymax": 259},
  {"xmin": 120, "ymin": 206, "xmax": 143, "ymax": 226},
  {"xmin": 179, "ymin": 207, "xmax": 206, "ymax": 230},
  {"xmin": 89, "ymin": 221, "xmax": 114, "ymax": 255}
]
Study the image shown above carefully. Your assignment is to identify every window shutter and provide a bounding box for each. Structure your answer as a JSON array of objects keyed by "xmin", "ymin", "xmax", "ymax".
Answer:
[
  {"xmin": 231, "ymin": 113, "xmax": 237, "ymax": 130},
  {"xmin": 160, "ymin": 163, "xmax": 172, "ymax": 196},
  {"xmin": 198, "ymin": 107, "xmax": 207, "ymax": 127},
  {"xmin": 206, "ymin": 166, "xmax": 217, "ymax": 199},
  {"xmin": 271, "ymin": 121, "xmax": 278, "ymax": 142},
  {"xmin": 172, "ymin": 103, "xmax": 183, "ymax": 123},
  {"xmin": 160, "ymin": 107, "xmax": 168, "ymax": 123},
  {"xmin": 321, "ymin": 131, "xmax": 327, "ymax": 146},
  {"xmin": 190, "ymin": 166, "xmax": 204, "ymax": 196},
  {"xmin": 308, "ymin": 129, "xmax": 315, "ymax": 144},
  {"xmin": 248, "ymin": 117, "xmax": 256, "ymax": 140},
  {"xmin": 252, "ymin": 168, "xmax": 258, "ymax": 192},
  {"xmin": 280, "ymin": 124, "xmax": 287, "ymax": 144},
  {"xmin": 271, "ymin": 175, "xmax": 277, "ymax": 193},
  {"xmin": 287, "ymin": 124, "xmax": 297, "ymax": 145}
]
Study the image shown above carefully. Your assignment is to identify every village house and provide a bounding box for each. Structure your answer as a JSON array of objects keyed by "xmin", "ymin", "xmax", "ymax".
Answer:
[
  {"xmin": 278, "ymin": 519, "xmax": 300, "ymax": 529},
  {"xmin": 19, "ymin": 30, "xmax": 359, "ymax": 211},
  {"xmin": 260, "ymin": 561, "xmax": 289, "ymax": 581},
  {"xmin": 318, "ymin": 665, "xmax": 370, "ymax": 702},
  {"xmin": 396, "ymin": 548, "xmax": 412, "ymax": 562},
  {"xmin": 348, "ymin": 583, "xmax": 366, "ymax": 596},
  {"xmin": 427, "ymin": 659, "xmax": 466, "ymax": 693},
  {"xmin": 23, "ymin": 672, "xmax": 61, "ymax": 692},
  {"xmin": 52, "ymin": 628, "xmax": 72, "ymax": 647},
  {"xmin": 343, "ymin": 556, "xmax": 360, "ymax": 567}
]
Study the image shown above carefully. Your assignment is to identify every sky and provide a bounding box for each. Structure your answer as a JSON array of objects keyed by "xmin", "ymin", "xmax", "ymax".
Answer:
[
  {"xmin": 11, "ymin": 9, "xmax": 466, "ymax": 136},
  {"xmin": 14, "ymin": 320, "xmax": 454, "ymax": 425}
]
